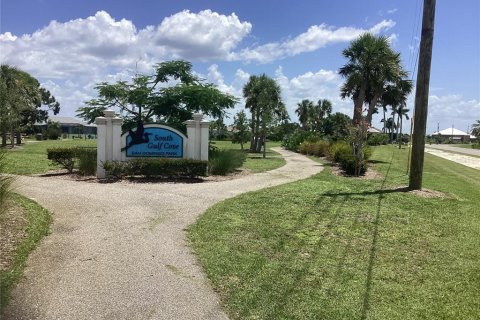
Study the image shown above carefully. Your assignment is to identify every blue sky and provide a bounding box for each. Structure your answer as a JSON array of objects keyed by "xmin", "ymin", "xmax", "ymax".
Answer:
[{"xmin": 1, "ymin": 0, "xmax": 479, "ymax": 133}]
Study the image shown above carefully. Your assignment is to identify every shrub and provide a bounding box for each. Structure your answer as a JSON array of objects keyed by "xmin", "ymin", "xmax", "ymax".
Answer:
[
  {"xmin": 76, "ymin": 148, "xmax": 97, "ymax": 176},
  {"xmin": 282, "ymin": 130, "xmax": 321, "ymax": 152},
  {"xmin": 367, "ymin": 133, "xmax": 389, "ymax": 146},
  {"xmin": 0, "ymin": 151, "xmax": 15, "ymax": 215},
  {"xmin": 103, "ymin": 159, "xmax": 208, "ymax": 179},
  {"xmin": 298, "ymin": 141, "xmax": 313, "ymax": 155},
  {"xmin": 327, "ymin": 140, "xmax": 371, "ymax": 175},
  {"xmin": 209, "ymin": 149, "xmax": 246, "ymax": 175},
  {"xmin": 47, "ymin": 148, "xmax": 76, "ymax": 173},
  {"xmin": 312, "ymin": 140, "xmax": 329, "ymax": 157},
  {"xmin": 327, "ymin": 141, "xmax": 350, "ymax": 162}
]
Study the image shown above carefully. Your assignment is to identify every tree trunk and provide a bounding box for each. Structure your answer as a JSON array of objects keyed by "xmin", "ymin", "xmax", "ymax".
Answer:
[
  {"xmin": 1, "ymin": 127, "xmax": 6, "ymax": 146},
  {"xmin": 10, "ymin": 126, "xmax": 15, "ymax": 148},
  {"xmin": 16, "ymin": 131, "xmax": 22, "ymax": 145},
  {"xmin": 383, "ymin": 108, "xmax": 387, "ymax": 133},
  {"xmin": 395, "ymin": 116, "xmax": 400, "ymax": 144},
  {"xmin": 352, "ymin": 83, "xmax": 367, "ymax": 125},
  {"xmin": 249, "ymin": 109, "xmax": 256, "ymax": 151},
  {"xmin": 366, "ymin": 92, "xmax": 381, "ymax": 125},
  {"xmin": 399, "ymin": 117, "xmax": 403, "ymax": 149}
]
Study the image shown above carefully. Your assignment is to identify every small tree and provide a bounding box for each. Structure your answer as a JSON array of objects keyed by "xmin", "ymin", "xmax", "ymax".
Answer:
[
  {"xmin": 77, "ymin": 60, "xmax": 237, "ymax": 132},
  {"xmin": 232, "ymin": 110, "xmax": 250, "ymax": 150}
]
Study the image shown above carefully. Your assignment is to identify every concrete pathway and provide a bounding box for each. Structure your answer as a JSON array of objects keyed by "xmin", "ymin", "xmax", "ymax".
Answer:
[
  {"xmin": 425, "ymin": 147, "xmax": 480, "ymax": 170},
  {"xmin": 4, "ymin": 148, "xmax": 323, "ymax": 320}
]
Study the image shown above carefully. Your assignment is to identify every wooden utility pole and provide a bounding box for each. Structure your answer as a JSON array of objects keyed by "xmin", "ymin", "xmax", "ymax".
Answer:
[{"xmin": 409, "ymin": 0, "xmax": 436, "ymax": 190}]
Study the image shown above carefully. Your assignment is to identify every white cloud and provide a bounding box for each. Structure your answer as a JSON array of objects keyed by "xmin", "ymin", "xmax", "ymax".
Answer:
[
  {"xmin": 235, "ymin": 19, "xmax": 396, "ymax": 63},
  {"xmin": 152, "ymin": 10, "xmax": 251, "ymax": 60},
  {"xmin": 387, "ymin": 8, "xmax": 398, "ymax": 14},
  {"xmin": 428, "ymin": 94, "xmax": 480, "ymax": 133}
]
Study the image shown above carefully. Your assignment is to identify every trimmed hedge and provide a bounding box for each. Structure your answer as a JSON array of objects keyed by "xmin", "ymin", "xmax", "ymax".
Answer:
[
  {"xmin": 47, "ymin": 147, "xmax": 97, "ymax": 174},
  {"xmin": 47, "ymin": 148, "xmax": 77, "ymax": 173},
  {"xmin": 103, "ymin": 158, "xmax": 208, "ymax": 179}
]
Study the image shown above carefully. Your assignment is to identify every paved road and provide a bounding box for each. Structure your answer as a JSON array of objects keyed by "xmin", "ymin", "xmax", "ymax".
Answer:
[
  {"xmin": 426, "ymin": 144, "xmax": 480, "ymax": 157},
  {"xmin": 425, "ymin": 147, "xmax": 480, "ymax": 170},
  {"xmin": 3, "ymin": 148, "xmax": 323, "ymax": 320}
]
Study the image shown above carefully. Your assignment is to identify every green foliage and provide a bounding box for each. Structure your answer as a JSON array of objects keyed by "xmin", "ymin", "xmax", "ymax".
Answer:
[
  {"xmin": 208, "ymin": 149, "xmax": 247, "ymax": 175},
  {"xmin": 77, "ymin": 60, "xmax": 237, "ymax": 132},
  {"xmin": 281, "ymin": 130, "xmax": 321, "ymax": 152},
  {"xmin": 46, "ymin": 147, "xmax": 97, "ymax": 174},
  {"xmin": 298, "ymin": 140, "xmax": 329, "ymax": 157},
  {"xmin": 322, "ymin": 112, "xmax": 351, "ymax": 140},
  {"xmin": 0, "ymin": 64, "xmax": 60, "ymax": 143},
  {"xmin": 367, "ymin": 133, "xmax": 389, "ymax": 146},
  {"xmin": 327, "ymin": 140, "xmax": 372, "ymax": 175},
  {"xmin": 103, "ymin": 159, "xmax": 208, "ymax": 179},
  {"xmin": 243, "ymin": 74, "xmax": 287, "ymax": 153},
  {"xmin": 45, "ymin": 120, "xmax": 61, "ymax": 140},
  {"xmin": 77, "ymin": 148, "xmax": 97, "ymax": 176},
  {"xmin": 47, "ymin": 148, "xmax": 77, "ymax": 173},
  {"xmin": 472, "ymin": 143, "xmax": 480, "ymax": 149},
  {"xmin": 295, "ymin": 99, "xmax": 333, "ymax": 132},
  {"xmin": 0, "ymin": 151, "xmax": 15, "ymax": 215},
  {"xmin": 231, "ymin": 110, "xmax": 251, "ymax": 149}
]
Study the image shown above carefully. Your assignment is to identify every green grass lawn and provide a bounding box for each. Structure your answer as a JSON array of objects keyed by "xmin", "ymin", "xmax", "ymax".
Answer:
[
  {"xmin": 211, "ymin": 140, "xmax": 286, "ymax": 173},
  {"xmin": 189, "ymin": 145, "xmax": 480, "ymax": 319},
  {"xmin": 2, "ymin": 139, "xmax": 96, "ymax": 175},
  {"xmin": 3, "ymin": 139, "xmax": 285, "ymax": 175},
  {"xmin": 0, "ymin": 194, "xmax": 51, "ymax": 312}
]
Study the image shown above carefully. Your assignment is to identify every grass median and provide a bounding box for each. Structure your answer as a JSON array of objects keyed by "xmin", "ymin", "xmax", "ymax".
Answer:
[{"xmin": 188, "ymin": 145, "xmax": 480, "ymax": 319}]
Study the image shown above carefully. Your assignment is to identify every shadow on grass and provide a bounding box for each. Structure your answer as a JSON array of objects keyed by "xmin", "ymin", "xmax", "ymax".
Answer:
[
  {"xmin": 322, "ymin": 186, "xmax": 410, "ymax": 198},
  {"xmin": 368, "ymin": 160, "xmax": 388, "ymax": 164}
]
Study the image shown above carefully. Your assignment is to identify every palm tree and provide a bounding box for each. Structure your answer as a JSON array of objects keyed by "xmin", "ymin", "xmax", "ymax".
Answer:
[
  {"xmin": 339, "ymin": 33, "xmax": 407, "ymax": 126},
  {"xmin": 471, "ymin": 120, "xmax": 480, "ymax": 137},
  {"xmin": 295, "ymin": 99, "xmax": 313, "ymax": 130},
  {"xmin": 243, "ymin": 74, "xmax": 284, "ymax": 155},
  {"xmin": 396, "ymin": 105, "xmax": 410, "ymax": 148}
]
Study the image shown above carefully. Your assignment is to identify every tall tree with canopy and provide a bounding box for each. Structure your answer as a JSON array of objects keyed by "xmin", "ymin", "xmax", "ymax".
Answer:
[
  {"xmin": 77, "ymin": 60, "xmax": 237, "ymax": 132},
  {"xmin": 0, "ymin": 64, "xmax": 60, "ymax": 147},
  {"xmin": 295, "ymin": 99, "xmax": 313, "ymax": 130},
  {"xmin": 339, "ymin": 33, "xmax": 408, "ymax": 126},
  {"xmin": 243, "ymin": 74, "xmax": 287, "ymax": 156}
]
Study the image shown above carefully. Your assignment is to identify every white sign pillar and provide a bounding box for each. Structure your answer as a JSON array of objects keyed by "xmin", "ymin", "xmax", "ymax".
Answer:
[
  {"xmin": 184, "ymin": 113, "xmax": 209, "ymax": 160},
  {"xmin": 95, "ymin": 110, "xmax": 122, "ymax": 178}
]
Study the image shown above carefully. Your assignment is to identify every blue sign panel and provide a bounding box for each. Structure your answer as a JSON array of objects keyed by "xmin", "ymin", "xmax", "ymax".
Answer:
[{"xmin": 125, "ymin": 127, "xmax": 183, "ymax": 158}]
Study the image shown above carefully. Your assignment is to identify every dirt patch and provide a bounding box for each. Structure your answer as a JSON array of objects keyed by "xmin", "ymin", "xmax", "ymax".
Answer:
[
  {"xmin": 0, "ymin": 200, "xmax": 28, "ymax": 272},
  {"xmin": 330, "ymin": 163, "xmax": 383, "ymax": 180},
  {"xmin": 408, "ymin": 188, "xmax": 448, "ymax": 198},
  {"xmin": 37, "ymin": 168, "xmax": 252, "ymax": 184}
]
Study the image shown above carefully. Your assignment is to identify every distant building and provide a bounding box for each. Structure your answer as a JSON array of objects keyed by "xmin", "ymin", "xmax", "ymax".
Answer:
[
  {"xmin": 432, "ymin": 127, "xmax": 474, "ymax": 143},
  {"xmin": 367, "ymin": 126, "xmax": 382, "ymax": 134},
  {"xmin": 35, "ymin": 116, "xmax": 97, "ymax": 138}
]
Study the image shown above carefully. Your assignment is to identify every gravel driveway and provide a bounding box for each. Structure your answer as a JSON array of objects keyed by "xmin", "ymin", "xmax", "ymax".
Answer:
[{"xmin": 3, "ymin": 148, "xmax": 323, "ymax": 320}]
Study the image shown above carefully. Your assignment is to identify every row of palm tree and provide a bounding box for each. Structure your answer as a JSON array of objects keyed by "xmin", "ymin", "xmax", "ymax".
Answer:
[{"xmin": 295, "ymin": 98, "xmax": 332, "ymax": 132}]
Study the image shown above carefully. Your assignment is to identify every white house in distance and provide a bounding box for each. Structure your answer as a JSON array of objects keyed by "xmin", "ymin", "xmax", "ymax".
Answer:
[{"xmin": 432, "ymin": 127, "xmax": 476, "ymax": 143}]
